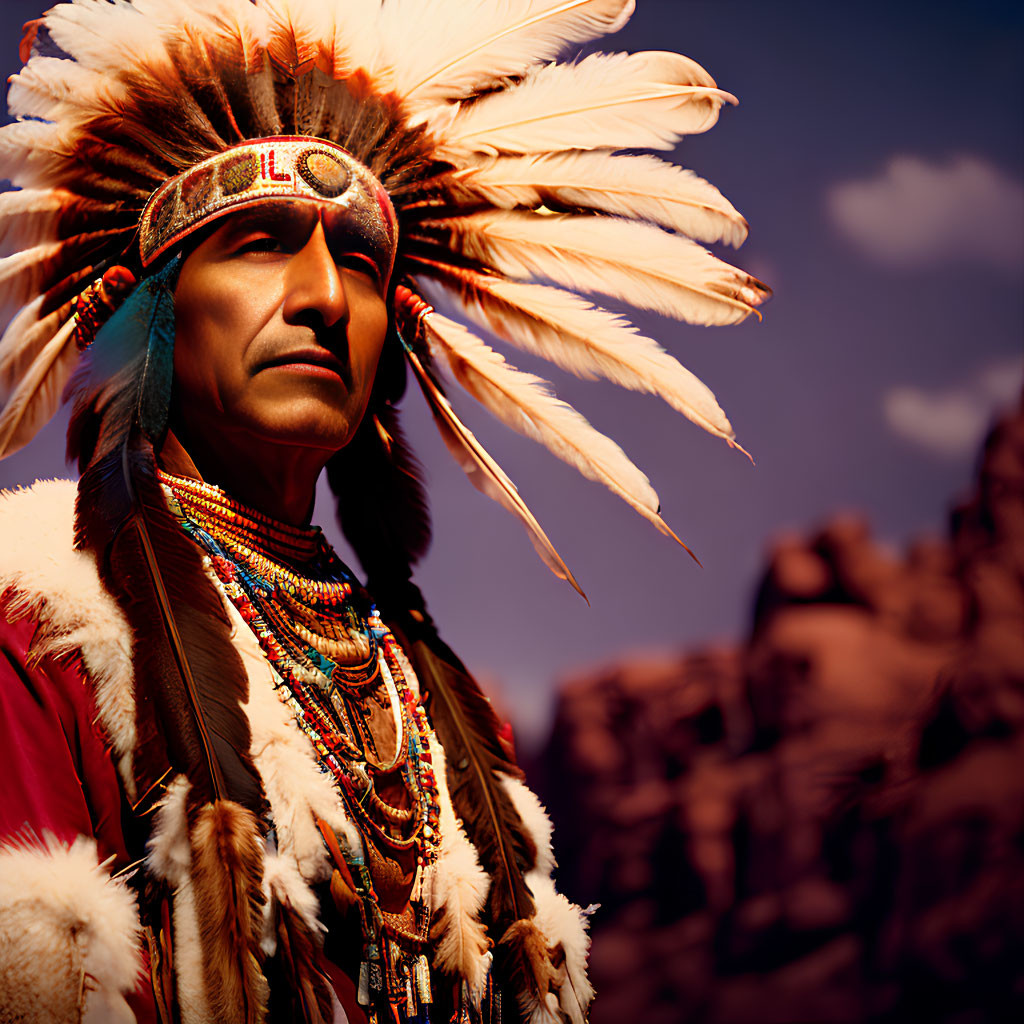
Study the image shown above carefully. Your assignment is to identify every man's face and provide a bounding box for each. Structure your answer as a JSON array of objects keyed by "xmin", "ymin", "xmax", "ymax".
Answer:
[{"xmin": 171, "ymin": 200, "xmax": 389, "ymax": 458}]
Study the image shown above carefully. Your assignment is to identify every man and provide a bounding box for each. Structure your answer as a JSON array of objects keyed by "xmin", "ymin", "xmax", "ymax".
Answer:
[{"xmin": 0, "ymin": 1, "xmax": 766, "ymax": 1021}]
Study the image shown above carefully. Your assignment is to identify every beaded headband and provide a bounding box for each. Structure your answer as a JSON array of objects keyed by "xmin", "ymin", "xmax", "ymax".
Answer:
[{"xmin": 138, "ymin": 136, "xmax": 399, "ymax": 282}]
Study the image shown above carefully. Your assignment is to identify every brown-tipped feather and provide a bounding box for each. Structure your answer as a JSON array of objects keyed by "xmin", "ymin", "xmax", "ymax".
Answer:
[
  {"xmin": 189, "ymin": 799, "xmax": 269, "ymax": 1024},
  {"xmin": 497, "ymin": 918, "xmax": 561, "ymax": 1023}
]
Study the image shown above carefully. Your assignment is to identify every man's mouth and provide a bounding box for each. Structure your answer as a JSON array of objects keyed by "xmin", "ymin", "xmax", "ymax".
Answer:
[{"xmin": 259, "ymin": 346, "xmax": 346, "ymax": 379}]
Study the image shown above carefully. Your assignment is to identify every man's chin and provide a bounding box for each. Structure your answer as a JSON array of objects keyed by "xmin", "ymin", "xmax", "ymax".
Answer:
[{"xmin": 264, "ymin": 411, "xmax": 362, "ymax": 452}]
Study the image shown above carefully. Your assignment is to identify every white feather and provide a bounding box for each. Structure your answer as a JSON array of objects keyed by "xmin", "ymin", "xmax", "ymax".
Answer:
[
  {"xmin": 0, "ymin": 313, "xmax": 79, "ymax": 460},
  {"xmin": 0, "ymin": 122, "xmax": 67, "ymax": 191},
  {"xmin": 0, "ymin": 241, "xmax": 65, "ymax": 321},
  {"xmin": 156, "ymin": 0, "xmax": 274, "ymax": 74},
  {"xmin": 438, "ymin": 50, "xmax": 733, "ymax": 158},
  {"xmin": 529, "ymin": 876, "xmax": 594, "ymax": 1024},
  {"xmin": 380, "ymin": 0, "xmax": 634, "ymax": 107},
  {"xmin": 311, "ymin": 0, "xmax": 386, "ymax": 80},
  {"xmin": 0, "ymin": 191, "xmax": 65, "ymax": 258},
  {"xmin": 429, "ymin": 209, "xmax": 768, "ymax": 326},
  {"xmin": 0, "ymin": 293, "xmax": 49, "ymax": 401},
  {"xmin": 0, "ymin": 190, "xmax": 118, "ymax": 263},
  {"xmin": 421, "ymin": 272, "xmax": 739, "ymax": 445},
  {"xmin": 423, "ymin": 310, "xmax": 686, "ymax": 542},
  {"xmin": 44, "ymin": 0, "xmax": 174, "ymax": 76},
  {"xmin": 463, "ymin": 151, "xmax": 748, "ymax": 247},
  {"xmin": 428, "ymin": 730, "xmax": 492, "ymax": 1001},
  {"xmin": 7, "ymin": 56, "xmax": 127, "ymax": 125}
]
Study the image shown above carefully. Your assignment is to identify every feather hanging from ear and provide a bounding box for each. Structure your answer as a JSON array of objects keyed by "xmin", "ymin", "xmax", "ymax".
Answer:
[
  {"xmin": 72, "ymin": 249, "xmax": 264, "ymax": 808},
  {"xmin": 399, "ymin": 328, "xmax": 585, "ymax": 599},
  {"xmin": 133, "ymin": 258, "xmax": 180, "ymax": 444},
  {"xmin": 74, "ymin": 431, "xmax": 272, "ymax": 1021},
  {"xmin": 62, "ymin": 255, "xmax": 181, "ymax": 469},
  {"xmin": 420, "ymin": 308, "xmax": 697, "ymax": 556}
]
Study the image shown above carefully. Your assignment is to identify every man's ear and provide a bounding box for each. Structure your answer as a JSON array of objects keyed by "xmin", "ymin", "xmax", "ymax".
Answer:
[{"xmin": 372, "ymin": 325, "xmax": 408, "ymax": 408}]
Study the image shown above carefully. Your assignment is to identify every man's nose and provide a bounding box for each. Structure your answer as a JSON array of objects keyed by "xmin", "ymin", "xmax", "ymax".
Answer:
[{"xmin": 282, "ymin": 219, "xmax": 348, "ymax": 329}]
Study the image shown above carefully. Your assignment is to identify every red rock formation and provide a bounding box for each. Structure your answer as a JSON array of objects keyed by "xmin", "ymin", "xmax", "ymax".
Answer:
[{"xmin": 538, "ymin": 408, "xmax": 1024, "ymax": 1023}]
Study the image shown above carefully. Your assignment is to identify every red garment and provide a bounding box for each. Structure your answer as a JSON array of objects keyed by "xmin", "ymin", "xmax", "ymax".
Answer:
[{"xmin": 0, "ymin": 613, "xmax": 157, "ymax": 1022}]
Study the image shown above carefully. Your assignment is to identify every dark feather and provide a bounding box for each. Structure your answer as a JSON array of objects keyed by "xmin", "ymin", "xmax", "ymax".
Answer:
[
  {"xmin": 269, "ymin": 896, "xmax": 334, "ymax": 1024},
  {"xmin": 402, "ymin": 631, "xmax": 538, "ymax": 932},
  {"xmin": 133, "ymin": 259, "xmax": 179, "ymax": 444},
  {"xmin": 74, "ymin": 435, "xmax": 266, "ymax": 813},
  {"xmin": 327, "ymin": 402, "xmax": 431, "ymax": 596},
  {"xmin": 384, "ymin": 597, "xmax": 564, "ymax": 1016}
]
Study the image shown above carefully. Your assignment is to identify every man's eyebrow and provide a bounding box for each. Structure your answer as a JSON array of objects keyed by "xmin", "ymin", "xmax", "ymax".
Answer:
[{"xmin": 214, "ymin": 204, "xmax": 311, "ymax": 239}]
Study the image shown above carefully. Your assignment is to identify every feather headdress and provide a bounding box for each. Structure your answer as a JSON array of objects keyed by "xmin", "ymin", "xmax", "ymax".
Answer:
[{"xmin": 0, "ymin": 0, "xmax": 766, "ymax": 584}]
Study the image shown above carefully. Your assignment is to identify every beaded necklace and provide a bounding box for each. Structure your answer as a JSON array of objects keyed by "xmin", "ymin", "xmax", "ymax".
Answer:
[{"xmin": 158, "ymin": 471, "xmax": 442, "ymax": 1023}]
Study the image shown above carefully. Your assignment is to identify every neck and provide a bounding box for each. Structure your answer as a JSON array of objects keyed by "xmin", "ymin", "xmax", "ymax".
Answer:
[{"xmin": 157, "ymin": 429, "xmax": 327, "ymax": 526}]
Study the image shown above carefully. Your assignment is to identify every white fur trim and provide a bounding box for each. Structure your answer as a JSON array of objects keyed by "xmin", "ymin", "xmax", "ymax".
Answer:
[
  {"xmin": 145, "ymin": 776, "xmax": 211, "ymax": 1024},
  {"xmin": 527, "ymin": 874, "xmax": 594, "ymax": 1024},
  {"xmin": 429, "ymin": 728, "xmax": 492, "ymax": 1004},
  {"xmin": 0, "ymin": 834, "xmax": 142, "ymax": 1023},
  {"xmin": 503, "ymin": 776, "xmax": 594, "ymax": 1023},
  {"xmin": 173, "ymin": 877, "xmax": 214, "ymax": 1024},
  {"xmin": 0, "ymin": 480, "xmax": 137, "ymax": 797},
  {"xmin": 147, "ymin": 775, "xmax": 191, "ymax": 888},
  {"xmin": 502, "ymin": 775, "xmax": 556, "ymax": 877},
  {"xmin": 260, "ymin": 847, "xmax": 324, "ymax": 958}
]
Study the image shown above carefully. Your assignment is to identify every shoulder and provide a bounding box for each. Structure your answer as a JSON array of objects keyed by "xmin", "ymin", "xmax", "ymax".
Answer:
[
  {"xmin": 0, "ymin": 477, "xmax": 91, "ymax": 628},
  {"xmin": 0, "ymin": 476, "xmax": 131, "ymax": 680},
  {"xmin": 0, "ymin": 477, "xmax": 137, "ymax": 791}
]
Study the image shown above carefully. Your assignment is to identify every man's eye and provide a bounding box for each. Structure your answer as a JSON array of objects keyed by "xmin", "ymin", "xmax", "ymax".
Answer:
[
  {"xmin": 338, "ymin": 253, "xmax": 381, "ymax": 284},
  {"xmin": 236, "ymin": 236, "xmax": 285, "ymax": 254}
]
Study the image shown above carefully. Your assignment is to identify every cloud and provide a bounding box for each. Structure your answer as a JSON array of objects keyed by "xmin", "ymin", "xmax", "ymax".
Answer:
[
  {"xmin": 883, "ymin": 355, "xmax": 1024, "ymax": 459},
  {"xmin": 826, "ymin": 155, "xmax": 1024, "ymax": 272}
]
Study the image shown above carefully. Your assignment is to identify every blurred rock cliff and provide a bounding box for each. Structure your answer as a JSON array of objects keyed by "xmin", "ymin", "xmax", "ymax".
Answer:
[{"xmin": 534, "ymin": 405, "xmax": 1024, "ymax": 1023}]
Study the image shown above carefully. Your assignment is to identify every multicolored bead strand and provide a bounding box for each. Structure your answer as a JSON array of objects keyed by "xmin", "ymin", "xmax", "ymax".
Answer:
[{"xmin": 158, "ymin": 471, "xmax": 442, "ymax": 1021}]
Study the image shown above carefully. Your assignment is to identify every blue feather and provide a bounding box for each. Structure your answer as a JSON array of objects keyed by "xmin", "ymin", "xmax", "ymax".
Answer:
[{"xmin": 89, "ymin": 254, "xmax": 182, "ymax": 443}]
